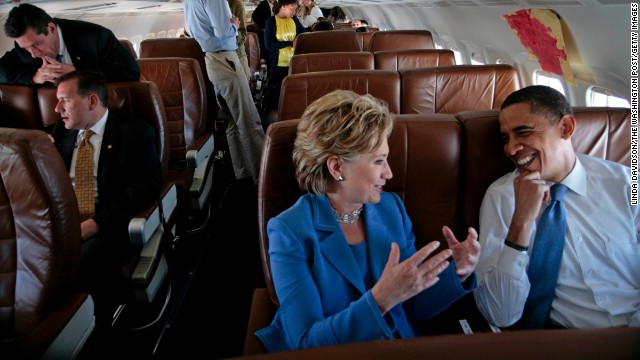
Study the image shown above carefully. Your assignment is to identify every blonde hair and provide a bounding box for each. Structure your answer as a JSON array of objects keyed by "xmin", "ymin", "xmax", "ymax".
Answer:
[{"xmin": 293, "ymin": 90, "xmax": 393, "ymax": 194}]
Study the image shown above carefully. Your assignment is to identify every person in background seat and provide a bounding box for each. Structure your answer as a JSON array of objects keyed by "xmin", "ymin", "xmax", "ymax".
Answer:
[
  {"xmin": 326, "ymin": 6, "xmax": 348, "ymax": 24},
  {"xmin": 51, "ymin": 70, "xmax": 162, "ymax": 327},
  {"xmin": 0, "ymin": 3, "xmax": 139, "ymax": 85},
  {"xmin": 256, "ymin": 90, "xmax": 480, "ymax": 351},
  {"xmin": 311, "ymin": 20, "xmax": 334, "ymax": 32},
  {"xmin": 296, "ymin": 0, "xmax": 323, "ymax": 29},
  {"xmin": 474, "ymin": 85, "xmax": 640, "ymax": 329},
  {"xmin": 264, "ymin": 0, "xmax": 306, "ymax": 121}
]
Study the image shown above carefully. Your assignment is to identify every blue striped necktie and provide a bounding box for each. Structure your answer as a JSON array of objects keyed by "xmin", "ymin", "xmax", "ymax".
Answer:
[
  {"xmin": 55, "ymin": 54, "xmax": 63, "ymax": 62},
  {"xmin": 520, "ymin": 183, "xmax": 568, "ymax": 329}
]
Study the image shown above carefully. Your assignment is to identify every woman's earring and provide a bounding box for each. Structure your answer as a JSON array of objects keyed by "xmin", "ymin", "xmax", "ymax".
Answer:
[{"xmin": 337, "ymin": 176, "xmax": 344, "ymax": 182}]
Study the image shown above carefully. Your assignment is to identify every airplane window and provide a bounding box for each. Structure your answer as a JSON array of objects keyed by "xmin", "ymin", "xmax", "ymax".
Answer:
[
  {"xmin": 587, "ymin": 86, "xmax": 630, "ymax": 108},
  {"xmin": 533, "ymin": 70, "xmax": 565, "ymax": 95}
]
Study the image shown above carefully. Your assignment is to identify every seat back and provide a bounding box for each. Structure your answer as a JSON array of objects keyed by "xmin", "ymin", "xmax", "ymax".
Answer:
[
  {"xmin": 571, "ymin": 107, "xmax": 631, "ymax": 166},
  {"xmin": 0, "ymin": 84, "xmax": 41, "ymax": 129},
  {"xmin": 138, "ymin": 57, "xmax": 208, "ymax": 171},
  {"xmin": 368, "ymin": 30, "xmax": 434, "ymax": 52},
  {"xmin": 119, "ymin": 39, "xmax": 137, "ymax": 59},
  {"xmin": 357, "ymin": 31, "xmax": 375, "ymax": 52},
  {"xmin": 258, "ymin": 115, "xmax": 461, "ymax": 305},
  {"xmin": 401, "ymin": 64, "xmax": 520, "ymax": 114},
  {"xmin": 374, "ymin": 49, "xmax": 456, "ymax": 71},
  {"xmin": 278, "ymin": 70, "xmax": 401, "ymax": 121},
  {"xmin": 293, "ymin": 31, "xmax": 363, "ymax": 54},
  {"xmin": 245, "ymin": 31, "xmax": 262, "ymax": 73},
  {"xmin": 0, "ymin": 128, "xmax": 94, "ymax": 359},
  {"xmin": 289, "ymin": 52, "xmax": 374, "ymax": 75},
  {"xmin": 139, "ymin": 38, "xmax": 218, "ymax": 132}
]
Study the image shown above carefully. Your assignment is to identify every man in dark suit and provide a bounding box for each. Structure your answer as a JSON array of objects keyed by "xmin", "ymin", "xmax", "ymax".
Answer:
[
  {"xmin": 51, "ymin": 70, "xmax": 161, "ymax": 325},
  {"xmin": 0, "ymin": 3, "xmax": 139, "ymax": 85}
]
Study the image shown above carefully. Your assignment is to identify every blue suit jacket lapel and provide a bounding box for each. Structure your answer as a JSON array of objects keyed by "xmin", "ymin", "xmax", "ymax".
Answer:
[
  {"xmin": 364, "ymin": 203, "xmax": 390, "ymax": 284},
  {"xmin": 315, "ymin": 195, "xmax": 366, "ymax": 294}
]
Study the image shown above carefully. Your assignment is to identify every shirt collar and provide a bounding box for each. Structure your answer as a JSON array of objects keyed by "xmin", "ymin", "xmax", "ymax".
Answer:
[
  {"xmin": 79, "ymin": 109, "xmax": 109, "ymax": 139},
  {"xmin": 559, "ymin": 155, "xmax": 586, "ymax": 197}
]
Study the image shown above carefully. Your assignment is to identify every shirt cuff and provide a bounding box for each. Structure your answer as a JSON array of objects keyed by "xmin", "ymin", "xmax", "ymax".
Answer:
[{"xmin": 497, "ymin": 246, "xmax": 529, "ymax": 279}]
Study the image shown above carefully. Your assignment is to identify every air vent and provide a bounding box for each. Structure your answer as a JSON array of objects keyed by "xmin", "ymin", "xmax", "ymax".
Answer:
[
  {"xmin": 525, "ymin": 0, "xmax": 586, "ymax": 6},
  {"xmin": 64, "ymin": 2, "xmax": 117, "ymax": 11},
  {"xmin": 476, "ymin": 0, "xmax": 521, "ymax": 5},
  {"xmin": 594, "ymin": 0, "xmax": 637, "ymax": 4}
]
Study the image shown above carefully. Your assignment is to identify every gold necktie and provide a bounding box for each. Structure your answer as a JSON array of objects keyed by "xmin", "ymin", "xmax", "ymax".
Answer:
[{"xmin": 75, "ymin": 130, "xmax": 95, "ymax": 221}]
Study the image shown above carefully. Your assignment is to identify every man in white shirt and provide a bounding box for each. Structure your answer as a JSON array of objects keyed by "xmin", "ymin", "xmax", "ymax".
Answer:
[
  {"xmin": 185, "ymin": 0, "xmax": 265, "ymax": 185},
  {"xmin": 474, "ymin": 85, "xmax": 640, "ymax": 329}
]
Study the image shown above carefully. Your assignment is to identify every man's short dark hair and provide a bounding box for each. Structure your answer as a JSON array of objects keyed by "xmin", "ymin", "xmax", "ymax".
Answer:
[
  {"xmin": 4, "ymin": 4, "xmax": 54, "ymax": 38},
  {"xmin": 501, "ymin": 85, "xmax": 573, "ymax": 124},
  {"xmin": 312, "ymin": 21, "xmax": 334, "ymax": 32},
  {"xmin": 57, "ymin": 70, "xmax": 109, "ymax": 107}
]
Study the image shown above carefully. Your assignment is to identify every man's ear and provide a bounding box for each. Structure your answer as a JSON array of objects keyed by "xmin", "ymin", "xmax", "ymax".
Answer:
[
  {"xmin": 87, "ymin": 93, "xmax": 101, "ymax": 111},
  {"xmin": 559, "ymin": 114, "xmax": 576, "ymax": 140},
  {"xmin": 47, "ymin": 22, "xmax": 57, "ymax": 35}
]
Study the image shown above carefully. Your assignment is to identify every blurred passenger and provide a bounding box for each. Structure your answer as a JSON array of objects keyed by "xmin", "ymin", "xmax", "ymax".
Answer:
[
  {"xmin": 229, "ymin": 0, "xmax": 252, "ymax": 81},
  {"xmin": 326, "ymin": 6, "xmax": 348, "ymax": 24},
  {"xmin": 51, "ymin": 70, "xmax": 161, "ymax": 327},
  {"xmin": 311, "ymin": 20, "xmax": 334, "ymax": 32},
  {"xmin": 185, "ymin": 0, "xmax": 265, "ymax": 185},
  {"xmin": 264, "ymin": 0, "xmax": 306, "ymax": 118},
  {"xmin": 297, "ymin": 0, "xmax": 324, "ymax": 28},
  {"xmin": 256, "ymin": 90, "xmax": 480, "ymax": 351},
  {"xmin": 251, "ymin": 0, "xmax": 276, "ymax": 30},
  {"xmin": 0, "ymin": 3, "xmax": 139, "ymax": 85},
  {"xmin": 474, "ymin": 85, "xmax": 640, "ymax": 329}
]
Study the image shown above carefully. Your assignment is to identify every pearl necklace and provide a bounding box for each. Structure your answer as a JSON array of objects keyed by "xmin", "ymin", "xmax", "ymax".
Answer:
[{"xmin": 332, "ymin": 206, "xmax": 364, "ymax": 224}]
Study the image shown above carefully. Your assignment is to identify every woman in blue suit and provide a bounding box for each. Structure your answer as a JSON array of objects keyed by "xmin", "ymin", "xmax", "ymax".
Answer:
[{"xmin": 256, "ymin": 90, "xmax": 481, "ymax": 352}]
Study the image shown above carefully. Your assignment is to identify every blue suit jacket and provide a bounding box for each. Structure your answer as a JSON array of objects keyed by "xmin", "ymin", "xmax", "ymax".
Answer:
[
  {"xmin": 257, "ymin": 192, "xmax": 476, "ymax": 352},
  {"xmin": 0, "ymin": 18, "xmax": 140, "ymax": 85}
]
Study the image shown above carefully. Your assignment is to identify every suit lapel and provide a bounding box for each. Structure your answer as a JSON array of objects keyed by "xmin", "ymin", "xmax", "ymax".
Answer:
[
  {"xmin": 56, "ymin": 19, "xmax": 81, "ymax": 66},
  {"xmin": 315, "ymin": 195, "xmax": 366, "ymax": 294},
  {"xmin": 364, "ymin": 203, "xmax": 390, "ymax": 283},
  {"xmin": 52, "ymin": 125, "xmax": 77, "ymax": 170},
  {"xmin": 98, "ymin": 113, "xmax": 117, "ymax": 182}
]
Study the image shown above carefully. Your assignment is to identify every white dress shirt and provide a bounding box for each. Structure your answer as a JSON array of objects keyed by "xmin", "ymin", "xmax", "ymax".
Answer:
[
  {"xmin": 474, "ymin": 153, "xmax": 640, "ymax": 328},
  {"xmin": 298, "ymin": 6, "xmax": 324, "ymax": 28}
]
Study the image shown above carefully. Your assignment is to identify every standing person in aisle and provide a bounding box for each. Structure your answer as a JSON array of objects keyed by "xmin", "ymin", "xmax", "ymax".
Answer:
[
  {"xmin": 184, "ymin": 0, "xmax": 265, "ymax": 186},
  {"xmin": 263, "ymin": 0, "xmax": 306, "ymax": 121}
]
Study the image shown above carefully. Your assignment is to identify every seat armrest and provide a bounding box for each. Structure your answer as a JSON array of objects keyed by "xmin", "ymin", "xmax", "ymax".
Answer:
[
  {"xmin": 22, "ymin": 293, "xmax": 94, "ymax": 359},
  {"xmin": 243, "ymin": 288, "xmax": 276, "ymax": 355},
  {"xmin": 128, "ymin": 182, "xmax": 177, "ymax": 246},
  {"xmin": 186, "ymin": 133, "xmax": 214, "ymax": 168},
  {"xmin": 185, "ymin": 134, "xmax": 215, "ymax": 209}
]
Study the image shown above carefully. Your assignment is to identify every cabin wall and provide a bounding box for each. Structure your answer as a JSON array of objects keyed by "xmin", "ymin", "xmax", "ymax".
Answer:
[
  {"xmin": 0, "ymin": 1, "xmax": 632, "ymax": 106},
  {"xmin": 344, "ymin": 4, "xmax": 631, "ymax": 105}
]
